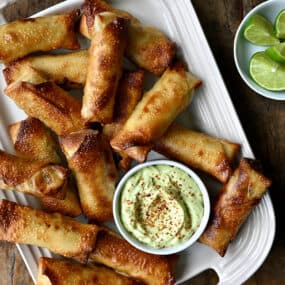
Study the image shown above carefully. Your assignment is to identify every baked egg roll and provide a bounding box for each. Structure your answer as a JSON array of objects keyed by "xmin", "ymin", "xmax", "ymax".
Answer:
[
  {"xmin": 126, "ymin": 21, "xmax": 176, "ymax": 76},
  {"xmin": 0, "ymin": 199, "xmax": 99, "ymax": 262},
  {"xmin": 154, "ymin": 123, "xmax": 240, "ymax": 183},
  {"xmin": 9, "ymin": 117, "xmax": 82, "ymax": 217},
  {"xmin": 9, "ymin": 117, "xmax": 61, "ymax": 164},
  {"xmin": 82, "ymin": 12, "xmax": 128, "ymax": 124},
  {"xmin": 37, "ymin": 257, "xmax": 137, "ymax": 285},
  {"xmin": 5, "ymin": 81, "xmax": 85, "ymax": 136},
  {"xmin": 111, "ymin": 62, "xmax": 201, "ymax": 162},
  {"xmin": 90, "ymin": 228, "xmax": 175, "ymax": 285},
  {"xmin": 0, "ymin": 10, "xmax": 80, "ymax": 64},
  {"xmin": 80, "ymin": 0, "xmax": 175, "ymax": 75},
  {"xmin": 0, "ymin": 150, "xmax": 67, "ymax": 199},
  {"xmin": 104, "ymin": 70, "xmax": 145, "ymax": 139},
  {"xmin": 4, "ymin": 50, "xmax": 89, "ymax": 88},
  {"xmin": 59, "ymin": 130, "xmax": 118, "ymax": 222},
  {"xmin": 199, "ymin": 158, "xmax": 271, "ymax": 256},
  {"xmin": 103, "ymin": 70, "xmax": 145, "ymax": 170}
]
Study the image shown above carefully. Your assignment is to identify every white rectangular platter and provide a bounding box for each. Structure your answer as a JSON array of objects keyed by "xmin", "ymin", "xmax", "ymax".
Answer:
[{"xmin": 0, "ymin": 0, "xmax": 275, "ymax": 284}]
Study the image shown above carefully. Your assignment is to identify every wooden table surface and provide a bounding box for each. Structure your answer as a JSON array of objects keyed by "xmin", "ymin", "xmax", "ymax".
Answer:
[{"xmin": 1, "ymin": 0, "xmax": 284, "ymax": 284}]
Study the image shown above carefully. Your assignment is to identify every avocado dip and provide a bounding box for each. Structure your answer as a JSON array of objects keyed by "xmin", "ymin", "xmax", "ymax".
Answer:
[{"xmin": 120, "ymin": 165, "xmax": 204, "ymax": 249}]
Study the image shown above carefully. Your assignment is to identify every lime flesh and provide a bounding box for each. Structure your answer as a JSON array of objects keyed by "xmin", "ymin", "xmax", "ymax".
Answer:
[
  {"xmin": 250, "ymin": 52, "xmax": 285, "ymax": 91},
  {"xmin": 244, "ymin": 14, "xmax": 279, "ymax": 45},
  {"xmin": 275, "ymin": 9, "xmax": 285, "ymax": 39},
  {"xmin": 266, "ymin": 42, "xmax": 285, "ymax": 63}
]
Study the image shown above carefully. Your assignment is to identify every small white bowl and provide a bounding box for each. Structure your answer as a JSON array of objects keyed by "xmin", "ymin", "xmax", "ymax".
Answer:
[
  {"xmin": 234, "ymin": 0, "xmax": 285, "ymax": 100},
  {"xmin": 113, "ymin": 160, "xmax": 210, "ymax": 255}
]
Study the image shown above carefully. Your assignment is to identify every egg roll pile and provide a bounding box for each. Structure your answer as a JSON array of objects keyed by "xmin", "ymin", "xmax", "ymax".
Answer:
[
  {"xmin": 0, "ymin": 199, "xmax": 175, "ymax": 285},
  {"xmin": 0, "ymin": 0, "xmax": 272, "ymax": 282}
]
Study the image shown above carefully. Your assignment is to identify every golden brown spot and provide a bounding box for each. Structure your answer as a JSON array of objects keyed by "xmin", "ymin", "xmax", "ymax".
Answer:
[
  {"xmin": 81, "ymin": 0, "xmax": 112, "ymax": 29},
  {"xmin": 0, "ymin": 200, "xmax": 18, "ymax": 233}
]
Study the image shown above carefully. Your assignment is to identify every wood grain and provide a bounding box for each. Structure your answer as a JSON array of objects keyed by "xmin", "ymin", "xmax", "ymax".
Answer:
[{"xmin": 1, "ymin": 0, "xmax": 285, "ymax": 284}]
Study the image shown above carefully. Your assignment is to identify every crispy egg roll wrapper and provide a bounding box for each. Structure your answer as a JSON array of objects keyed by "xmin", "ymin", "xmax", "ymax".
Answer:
[
  {"xmin": 126, "ymin": 23, "xmax": 176, "ymax": 76},
  {"xmin": 37, "ymin": 257, "xmax": 137, "ymax": 285},
  {"xmin": 9, "ymin": 118, "xmax": 61, "ymax": 164},
  {"xmin": 154, "ymin": 123, "xmax": 240, "ymax": 182},
  {"xmin": 0, "ymin": 10, "xmax": 80, "ymax": 64},
  {"xmin": 80, "ymin": 0, "xmax": 175, "ymax": 75},
  {"xmin": 4, "ymin": 50, "xmax": 89, "ymax": 88},
  {"xmin": 0, "ymin": 200, "xmax": 98, "ymax": 262},
  {"xmin": 104, "ymin": 70, "xmax": 146, "ymax": 170},
  {"xmin": 0, "ymin": 150, "xmax": 67, "ymax": 199},
  {"xmin": 59, "ymin": 130, "xmax": 118, "ymax": 222},
  {"xmin": 104, "ymin": 70, "xmax": 145, "ymax": 139},
  {"xmin": 40, "ymin": 183, "xmax": 81, "ymax": 217},
  {"xmin": 111, "ymin": 62, "xmax": 201, "ymax": 162},
  {"xmin": 4, "ymin": 65, "xmax": 48, "ymax": 85},
  {"xmin": 5, "ymin": 81, "xmax": 85, "ymax": 136},
  {"xmin": 199, "ymin": 158, "xmax": 272, "ymax": 256},
  {"xmin": 82, "ymin": 12, "xmax": 128, "ymax": 124},
  {"xmin": 90, "ymin": 229, "xmax": 175, "ymax": 285},
  {"xmin": 9, "ymin": 118, "xmax": 82, "ymax": 217}
]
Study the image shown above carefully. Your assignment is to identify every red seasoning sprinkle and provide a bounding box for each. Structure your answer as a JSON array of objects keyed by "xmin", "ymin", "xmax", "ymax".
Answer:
[{"xmin": 120, "ymin": 165, "xmax": 204, "ymax": 249}]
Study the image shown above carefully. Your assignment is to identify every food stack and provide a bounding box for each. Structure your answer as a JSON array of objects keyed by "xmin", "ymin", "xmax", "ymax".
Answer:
[{"xmin": 0, "ymin": 0, "xmax": 271, "ymax": 284}]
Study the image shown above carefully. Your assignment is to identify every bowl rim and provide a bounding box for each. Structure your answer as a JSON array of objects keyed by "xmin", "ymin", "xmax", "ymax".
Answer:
[
  {"xmin": 113, "ymin": 159, "xmax": 211, "ymax": 255},
  {"xmin": 233, "ymin": 0, "xmax": 285, "ymax": 101}
]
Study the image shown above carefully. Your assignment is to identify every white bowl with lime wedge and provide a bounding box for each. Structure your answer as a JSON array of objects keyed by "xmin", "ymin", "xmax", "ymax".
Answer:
[{"xmin": 234, "ymin": 0, "xmax": 285, "ymax": 100}]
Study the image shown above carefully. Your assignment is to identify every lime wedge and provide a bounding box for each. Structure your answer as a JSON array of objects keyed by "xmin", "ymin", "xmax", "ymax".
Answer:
[
  {"xmin": 275, "ymin": 9, "xmax": 285, "ymax": 39},
  {"xmin": 266, "ymin": 42, "xmax": 285, "ymax": 63},
  {"xmin": 244, "ymin": 14, "xmax": 279, "ymax": 45},
  {"xmin": 249, "ymin": 52, "xmax": 285, "ymax": 91}
]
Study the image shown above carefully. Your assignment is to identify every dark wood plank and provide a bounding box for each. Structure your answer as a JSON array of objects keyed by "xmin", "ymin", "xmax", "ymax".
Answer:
[
  {"xmin": 243, "ymin": 0, "xmax": 264, "ymax": 14},
  {"xmin": 1, "ymin": 0, "xmax": 285, "ymax": 284},
  {"xmin": 0, "ymin": 241, "xmax": 32, "ymax": 285},
  {"xmin": 3, "ymin": 0, "xmax": 63, "ymax": 22}
]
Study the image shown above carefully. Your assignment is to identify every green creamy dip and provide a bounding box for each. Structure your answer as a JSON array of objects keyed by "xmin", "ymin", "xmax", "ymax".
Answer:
[{"xmin": 120, "ymin": 165, "xmax": 204, "ymax": 249}]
